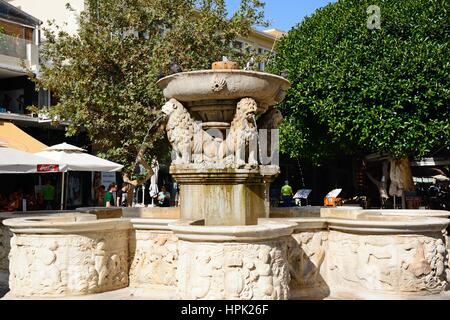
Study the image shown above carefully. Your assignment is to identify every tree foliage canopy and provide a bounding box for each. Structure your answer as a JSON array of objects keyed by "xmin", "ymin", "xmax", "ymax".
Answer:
[
  {"xmin": 36, "ymin": 0, "xmax": 267, "ymax": 174},
  {"xmin": 268, "ymin": 0, "xmax": 449, "ymax": 164}
]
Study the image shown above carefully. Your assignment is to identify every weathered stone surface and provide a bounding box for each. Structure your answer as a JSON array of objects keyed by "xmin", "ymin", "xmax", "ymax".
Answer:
[
  {"xmin": 129, "ymin": 229, "xmax": 178, "ymax": 290},
  {"xmin": 286, "ymin": 213, "xmax": 450, "ymax": 299},
  {"xmin": 288, "ymin": 231, "xmax": 329, "ymax": 299},
  {"xmin": 4, "ymin": 214, "xmax": 130, "ymax": 298},
  {"xmin": 326, "ymin": 231, "xmax": 447, "ymax": 297},
  {"xmin": 156, "ymin": 70, "xmax": 290, "ymax": 116},
  {"xmin": 8, "ymin": 231, "xmax": 129, "ymax": 297},
  {"xmin": 123, "ymin": 207, "xmax": 180, "ymax": 219},
  {"xmin": 1, "ymin": 211, "xmax": 69, "ymax": 288},
  {"xmin": 76, "ymin": 207, "xmax": 123, "ymax": 219},
  {"xmin": 161, "ymin": 97, "xmax": 267, "ymax": 170},
  {"xmin": 270, "ymin": 206, "xmax": 322, "ymax": 218},
  {"xmin": 1, "ymin": 209, "xmax": 450, "ymax": 300},
  {"xmin": 171, "ymin": 166, "xmax": 278, "ymax": 226},
  {"xmin": 176, "ymin": 239, "xmax": 291, "ymax": 300},
  {"xmin": 0, "ymin": 220, "xmax": 12, "ymax": 287},
  {"xmin": 171, "ymin": 219, "xmax": 295, "ymax": 300}
]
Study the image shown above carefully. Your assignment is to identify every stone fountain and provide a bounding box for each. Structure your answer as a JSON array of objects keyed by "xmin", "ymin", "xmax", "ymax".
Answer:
[
  {"xmin": 155, "ymin": 63, "xmax": 297, "ymax": 299},
  {"xmin": 157, "ymin": 65, "xmax": 290, "ymax": 226},
  {"xmin": 1, "ymin": 62, "xmax": 449, "ymax": 300}
]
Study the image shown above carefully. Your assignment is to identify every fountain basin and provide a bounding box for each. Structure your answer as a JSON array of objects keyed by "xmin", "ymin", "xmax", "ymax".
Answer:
[
  {"xmin": 157, "ymin": 70, "xmax": 290, "ymax": 121},
  {"xmin": 76, "ymin": 206, "xmax": 181, "ymax": 220},
  {"xmin": 1, "ymin": 210, "xmax": 449, "ymax": 300},
  {"xmin": 3, "ymin": 213, "xmax": 128, "ymax": 233},
  {"xmin": 286, "ymin": 213, "xmax": 450, "ymax": 299},
  {"xmin": 170, "ymin": 219, "xmax": 296, "ymax": 242},
  {"xmin": 170, "ymin": 219, "xmax": 296, "ymax": 300},
  {"xmin": 2, "ymin": 213, "xmax": 130, "ymax": 297},
  {"xmin": 364, "ymin": 209, "xmax": 450, "ymax": 218},
  {"xmin": 0, "ymin": 210, "xmax": 74, "ymax": 288},
  {"xmin": 326, "ymin": 215, "xmax": 448, "ymax": 234}
]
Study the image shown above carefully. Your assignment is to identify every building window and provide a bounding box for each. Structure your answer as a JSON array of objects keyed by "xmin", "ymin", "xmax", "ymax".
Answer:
[
  {"xmin": 233, "ymin": 40, "xmax": 243, "ymax": 50},
  {"xmin": 257, "ymin": 48, "xmax": 270, "ymax": 71},
  {"xmin": 38, "ymin": 89, "xmax": 50, "ymax": 108}
]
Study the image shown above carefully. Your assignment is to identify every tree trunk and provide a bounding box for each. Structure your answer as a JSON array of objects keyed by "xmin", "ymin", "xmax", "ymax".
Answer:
[
  {"xmin": 364, "ymin": 160, "xmax": 389, "ymax": 207},
  {"xmin": 121, "ymin": 113, "xmax": 166, "ymax": 206},
  {"xmin": 122, "ymin": 157, "xmax": 153, "ymax": 207}
]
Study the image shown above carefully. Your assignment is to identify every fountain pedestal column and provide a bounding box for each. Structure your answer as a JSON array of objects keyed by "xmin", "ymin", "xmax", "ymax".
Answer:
[
  {"xmin": 157, "ymin": 65, "xmax": 293, "ymax": 300},
  {"xmin": 171, "ymin": 165, "xmax": 279, "ymax": 226}
]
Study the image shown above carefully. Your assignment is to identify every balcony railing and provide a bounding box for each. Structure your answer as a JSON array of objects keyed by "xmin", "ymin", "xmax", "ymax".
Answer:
[
  {"xmin": 0, "ymin": 33, "xmax": 29, "ymax": 59},
  {"xmin": 0, "ymin": 33, "xmax": 39, "ymax": 71}
]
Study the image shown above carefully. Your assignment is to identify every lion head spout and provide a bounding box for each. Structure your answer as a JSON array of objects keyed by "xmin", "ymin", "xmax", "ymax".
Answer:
[
  {"xmin": 236, "ymin": 98, "xmax": 258, "ymax": 120},
  {"xmin": 162, "ymin": 98, "xmax": 183, "ymax": 116}
]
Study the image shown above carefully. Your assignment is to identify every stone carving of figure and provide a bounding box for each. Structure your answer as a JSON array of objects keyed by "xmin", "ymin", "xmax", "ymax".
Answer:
[
  {"xmin": 409, "ymin": 241, "xmax": 432, "ymax": 277},
  {"xmin": 162, "ymin": 97, "xmax": 263, "ymax": 168},
  {"xmin": 226, "ymin": 98, "xmax": 259, "ymax": 168},
  {"xmin": 34, "ymin": 241, "xmax": 62, "ymax": 293},
  {"xmin": 94, "ymin": 240, "xmax": 108, "ymax": 286},
  {"xmin": 163, "ymin": 98, "xmax": 231, "ymax": 166},
  {"xmin": 257, "ymin": 108, "xmax": 284, "ymax": 130},
  {"xmin": 162, "ymin": 98, "xmax": 199, "ymax": 164}
]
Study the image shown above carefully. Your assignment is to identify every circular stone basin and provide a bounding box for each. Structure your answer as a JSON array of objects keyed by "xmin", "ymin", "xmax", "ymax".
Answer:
[
  {"xmin": 156, "ymin": 70, "xmax": 291, "ymax": 114},
  {"xmin": 3, "ymin": 213, "xmax": 130, "ymax": 234},
  {"xmin": 285, "ymin": 213, "xmax": 450, "ymax": 234},
  {"xmin": 3, "ymin": 213, "xmax": 131, "ymax": 298},
  {"xmin": 130, "ymin": 218, "xmax": 179, "ymax": 230},
  {"xmin": 326, "ymin": 214, "xmax": 449, "ymax": 234},
  {"xmin": 364, "ymin": 209, "xmax": 450, "ymax": 218},
  {"xmin": 169, "ymin": 219, "xmax": 297, "ymax": 242}
]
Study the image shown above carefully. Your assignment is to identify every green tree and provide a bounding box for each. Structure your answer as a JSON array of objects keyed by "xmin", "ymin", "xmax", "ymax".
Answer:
[
  {"xmin": 269, "ymin": 0, "xmax": 449, "ymax": 199},
  {"xmin": 34, "ymin": 0, "xmax": 268, "ymax": 185}
]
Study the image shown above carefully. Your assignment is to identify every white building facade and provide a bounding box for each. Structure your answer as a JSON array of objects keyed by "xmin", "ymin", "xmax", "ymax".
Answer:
[{"xmin": 6, "ymin": 0, "xmax": 85, "ymax": 36}]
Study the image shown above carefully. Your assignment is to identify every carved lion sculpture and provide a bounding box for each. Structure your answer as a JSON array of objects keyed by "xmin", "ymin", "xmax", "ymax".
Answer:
[
  {"xmin": 162, "ymin": 98, "xmax": 222, "ymax": 165},
  {"xmin": 226, "ymin": 98, "xmax": 259, "ymax": 168},
  {"xmin": 257, "ymin": 108, "xmax": 284, "ymax": 130},
  {"xmin": 162, "ymin": 98, "xmax": 200, "ymax": 164}
]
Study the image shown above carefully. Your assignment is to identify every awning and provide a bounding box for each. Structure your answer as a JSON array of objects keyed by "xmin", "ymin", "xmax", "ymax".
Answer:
[
  {"xmin": 0, "ymin": 120, "xmax": 47, "ymax": 152},
  {"xmin": 36, "ymin": 142, "xmax": 124, "ymax": 172},
  {"xmin": 0, "ymin": 145, "xmax": 67, "ymax": 173},
  {"xmin": 411, "ymin": 157, "xmax": 450, "ymax": 167}
]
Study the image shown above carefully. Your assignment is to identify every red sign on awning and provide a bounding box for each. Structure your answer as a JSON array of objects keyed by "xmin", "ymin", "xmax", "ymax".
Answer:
[{"xmin": 37, "ymin": 164, "xmax": 60, "ymax": 172}]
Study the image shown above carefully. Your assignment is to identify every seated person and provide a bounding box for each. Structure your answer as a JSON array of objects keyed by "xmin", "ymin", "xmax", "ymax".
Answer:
[{"xmin": 6, "ymin": 192, "xmax": 21, "ymax": 212}]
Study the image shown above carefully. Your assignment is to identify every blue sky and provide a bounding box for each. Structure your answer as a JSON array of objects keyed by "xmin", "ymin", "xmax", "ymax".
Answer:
[{"xmin": 225, "ymin": 0, "xmax": 336, "ymax": 32}]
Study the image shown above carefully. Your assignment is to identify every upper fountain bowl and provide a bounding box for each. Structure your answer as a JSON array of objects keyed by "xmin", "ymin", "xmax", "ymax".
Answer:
[{"xmin": 156, "ymin": 70, "xmax": 291, "ymax": 111}]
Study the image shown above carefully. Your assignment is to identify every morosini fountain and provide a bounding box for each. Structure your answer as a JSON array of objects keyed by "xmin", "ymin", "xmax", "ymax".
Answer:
[{"xmin": 0, "ymin": 62, "xmax": 449, "ymax": 300}]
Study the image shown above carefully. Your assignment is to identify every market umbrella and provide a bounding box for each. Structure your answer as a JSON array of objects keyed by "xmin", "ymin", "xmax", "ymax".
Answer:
[
  {"xmin": 0, "ymin": 144, "xmax": 67, "ymax": 173},
  {"xmin": 35, "ymin": 142, "xmax": 123, "ymax": 209}
]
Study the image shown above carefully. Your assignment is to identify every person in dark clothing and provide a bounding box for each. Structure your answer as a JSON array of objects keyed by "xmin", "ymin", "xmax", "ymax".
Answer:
[{"xmin": 116, "ymin": 183, "xmax": 130, "ymax": 207}]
